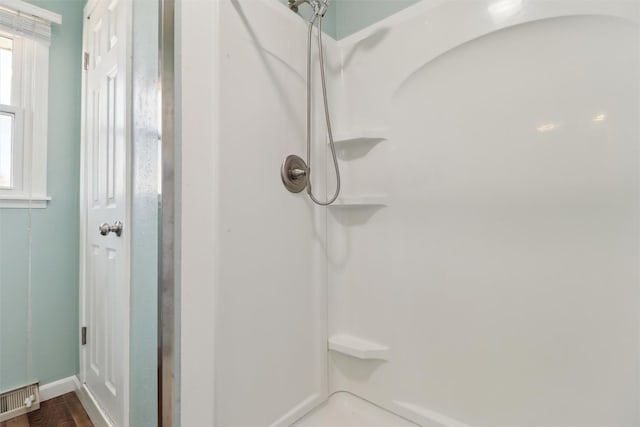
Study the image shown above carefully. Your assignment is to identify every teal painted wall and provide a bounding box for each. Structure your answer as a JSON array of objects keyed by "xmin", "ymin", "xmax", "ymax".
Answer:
[
  {"xmin": 0, "ymin": 0, "xmax": 83, "ymax": 390},
  {"xmin": 334, "ymin": 0, "xmax": 419, "ymax": 39}
]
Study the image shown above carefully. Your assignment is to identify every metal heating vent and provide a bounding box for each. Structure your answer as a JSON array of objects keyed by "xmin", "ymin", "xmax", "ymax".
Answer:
[{"xmin": 0, "ymin": 383, "xmax": 40, "ymax": 422}]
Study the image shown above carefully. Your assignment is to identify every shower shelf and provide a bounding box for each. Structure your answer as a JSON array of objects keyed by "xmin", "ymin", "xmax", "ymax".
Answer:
[
  {"xmin": 331, "ymin": 128, "xmax": 387, "ymax": 145},
  {"xmin": 330, "ymin": 195, "xmax": 388, "ymax": 207},
  {"xmin": 328, "ymin": 334, "xmax": 390, "ymax": 360}
]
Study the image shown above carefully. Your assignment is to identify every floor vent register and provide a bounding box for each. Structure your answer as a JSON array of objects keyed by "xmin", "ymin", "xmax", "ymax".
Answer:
[{"xmin": 0, "ymin": 382, "xmax": 40, "ymax": 422}]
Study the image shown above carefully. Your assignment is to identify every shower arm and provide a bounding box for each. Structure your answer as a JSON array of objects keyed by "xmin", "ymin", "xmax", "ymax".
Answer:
[{"xmin": 288, "ymin": 0, "xmax": 330, "ymax": 20}]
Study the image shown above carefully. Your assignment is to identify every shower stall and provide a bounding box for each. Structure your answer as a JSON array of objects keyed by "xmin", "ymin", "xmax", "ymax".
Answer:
[{"xmin": 178, "ymin": 0, "xmax": 639, "ymax": 425}]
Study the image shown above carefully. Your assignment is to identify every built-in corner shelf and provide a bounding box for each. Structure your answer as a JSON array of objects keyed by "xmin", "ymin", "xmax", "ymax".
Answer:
[
  {"xmin": 328, "ymin": 334, "xmax": 390, "ymax": 361},
  {"xmin": 331, "ymin": 128, "xmax": 387, "ymax": 145},
  {"xmin": 330, "ymin": 195, "xmax": 388, "ymax": 207}
]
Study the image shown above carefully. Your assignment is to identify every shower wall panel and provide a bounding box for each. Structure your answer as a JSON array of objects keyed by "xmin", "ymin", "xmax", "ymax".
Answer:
[
  {"xmin": 328, "ymin": 1, "xmax": 639, "ymax": 426},
  {"xmin": 180, "ymin": 0, "xmax": 332, "ymax": 425}
]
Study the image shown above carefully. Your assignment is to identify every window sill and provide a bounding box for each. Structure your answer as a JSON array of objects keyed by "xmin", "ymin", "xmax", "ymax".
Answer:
[{"xmin": 0, "ymin": 195, "xmax": 52, "ymax": 209}]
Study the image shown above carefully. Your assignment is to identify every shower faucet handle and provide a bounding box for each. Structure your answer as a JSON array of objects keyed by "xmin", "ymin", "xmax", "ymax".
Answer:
[
  {"xmin": 289, "ymin": 168, "xmax": 307, "ymax": 180},
  {"xmin": 281, "ymin": 155, "xmax": 309, "ymax": 194}
]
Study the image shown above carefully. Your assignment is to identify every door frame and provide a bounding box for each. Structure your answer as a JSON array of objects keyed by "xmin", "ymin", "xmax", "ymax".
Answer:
[
  {"xmin": 78, "ymin": 0, "xmax": 133, "ymax": 425},
  {"xmin": 159, "ymin": 0, "xmax": 177, "ymax": 426}
]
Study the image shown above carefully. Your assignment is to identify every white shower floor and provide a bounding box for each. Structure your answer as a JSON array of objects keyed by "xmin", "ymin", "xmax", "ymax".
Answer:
[{"xmin": 293, "ymin": 392, "xmax": 418, "ymax": 427}]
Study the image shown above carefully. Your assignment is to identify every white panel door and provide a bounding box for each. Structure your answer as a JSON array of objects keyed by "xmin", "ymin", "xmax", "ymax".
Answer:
[{"xmin": 82, "ymin": 0, "xmax": 130, "ymax": 426}]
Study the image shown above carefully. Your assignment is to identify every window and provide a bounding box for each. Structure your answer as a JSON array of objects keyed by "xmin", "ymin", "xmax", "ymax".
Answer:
[
  {"xmin": 0, "ymin": 111, "xmax": 14, "ymax": 189},
  {"xmin": 0, "ymin": 36, "xmax": 13, "ymax": 189},
  {"xmin": 0, "ymin": 1, "xmax": 61, "ymax": 208}
]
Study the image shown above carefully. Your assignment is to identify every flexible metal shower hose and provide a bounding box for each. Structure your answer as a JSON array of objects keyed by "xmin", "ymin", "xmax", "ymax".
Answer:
[{"xmin": 305, "ymin": 16, "xmax": 341, "ymax": 206}]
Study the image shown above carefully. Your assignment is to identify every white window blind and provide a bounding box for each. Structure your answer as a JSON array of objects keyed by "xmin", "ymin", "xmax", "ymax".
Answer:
[{"xmin": 0, "ymin": 1, "xmax": 61, "ymax": 44}]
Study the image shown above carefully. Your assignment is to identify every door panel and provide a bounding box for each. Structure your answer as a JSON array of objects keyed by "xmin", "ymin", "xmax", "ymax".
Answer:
[{"xmin": 82, "ymin": 0, "xmax": 129, "ymax": 425}]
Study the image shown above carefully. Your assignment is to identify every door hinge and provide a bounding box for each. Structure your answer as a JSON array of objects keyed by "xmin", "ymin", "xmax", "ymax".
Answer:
[
  {"xmin": 83, "ymin": 52, "xmax": 90, "ymax": 71},
  {"xmin": 81, "ymin": 326, "xmax": 87, "ymax": 345}
]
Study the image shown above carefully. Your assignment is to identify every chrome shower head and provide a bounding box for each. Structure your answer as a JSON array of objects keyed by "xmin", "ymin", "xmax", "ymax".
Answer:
[
  {"xmin": 288, "ymin": 0, "xmax": 330, "ymax": 19},
  {"xmin": 288, "ymin": 0, "xmax": 301, "ymax": 13}
]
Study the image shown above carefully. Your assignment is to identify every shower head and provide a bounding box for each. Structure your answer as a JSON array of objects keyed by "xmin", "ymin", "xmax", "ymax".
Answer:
[
  {"xmin": 288, "ymin": 0, "xmax": 301, "ymax": 13},
  {"xmin": 288, "ymin": 0, "xmax": 330, "ymax": 19}
]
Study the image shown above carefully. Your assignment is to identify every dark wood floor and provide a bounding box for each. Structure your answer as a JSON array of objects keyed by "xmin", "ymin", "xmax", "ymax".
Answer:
[{"xmin": 0, "ymin": 392, "xmax": 93, "ymax": 427}]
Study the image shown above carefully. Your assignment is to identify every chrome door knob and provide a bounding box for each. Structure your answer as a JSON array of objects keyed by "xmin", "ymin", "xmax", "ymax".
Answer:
[{"xmin": 99, "ymin": 221, "xmax": 123, "ymax": 237}]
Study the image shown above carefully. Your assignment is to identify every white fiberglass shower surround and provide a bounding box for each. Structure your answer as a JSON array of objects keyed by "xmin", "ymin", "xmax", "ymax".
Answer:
[{"xmin": 179, "ymin": 0, "xmax": 639, "ymax": 426}]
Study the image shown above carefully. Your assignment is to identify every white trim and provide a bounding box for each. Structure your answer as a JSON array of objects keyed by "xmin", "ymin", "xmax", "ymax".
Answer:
[
  {"xmin": 84, "ymin": 0, "xmax": 99, "ymax": 20},
  {"xmin": 38, "ymin": 376, "xmax": 79, "ymax": 402},
  {"xmin": 0, "ymin": 195, "xmax": 50, "ymax": 208},
  {"xmin": 78, "ymin": 0, "xmax": 90, "ymax": 392},
  {"xmin": 76, "ymin": 383, "xmax": 116, "ymax": 427},
  {"xmin": 0, "ymin": 0, "xmax": 61, "ymax": 25}
]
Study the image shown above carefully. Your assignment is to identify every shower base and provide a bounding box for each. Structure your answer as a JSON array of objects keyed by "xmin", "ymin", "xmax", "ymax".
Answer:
[{"xmin": 293, "ymin": 392, "xmax": 417, "ymax": 426}]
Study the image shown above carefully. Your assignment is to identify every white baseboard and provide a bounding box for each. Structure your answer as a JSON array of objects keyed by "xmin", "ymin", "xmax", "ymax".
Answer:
[
  {"xmin": 76, "ymin": 382, "xmax": 115, "ymax": 427},
  {"xmin": 39, "ymin": 376, "xmax": 81, "ymax": 401}
]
